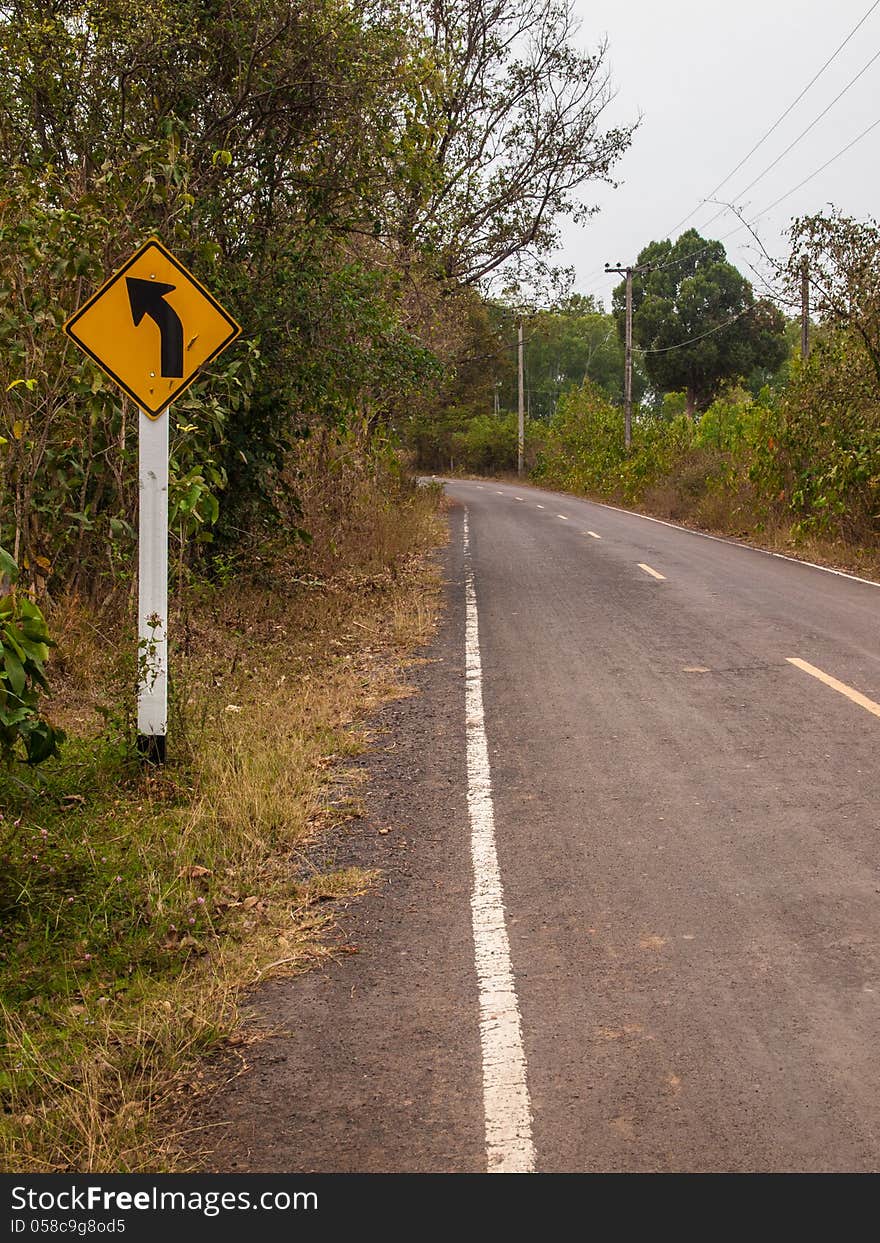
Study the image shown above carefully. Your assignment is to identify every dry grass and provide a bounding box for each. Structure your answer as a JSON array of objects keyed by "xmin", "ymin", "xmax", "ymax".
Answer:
[
  {"xmin": 0, "ymin": 474, "xmax": 447, "ymax": 1172},
  {"xmin": 637, "ymin": 472, "xmax": 880, "ymax": 581}
]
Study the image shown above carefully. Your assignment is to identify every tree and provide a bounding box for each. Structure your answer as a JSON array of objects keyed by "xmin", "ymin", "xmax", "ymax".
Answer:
[
  {"xmin": 398, "ymin": 0, "xmax": 636, "ymax": 286},
  {"xmin": 613, "ymin": 230, "xmax": 787, "ymax": 416},
  {"xmin": 528, "ymin": 295, "xmax": 649, "ymax": 415},
  {"xmin": 786, "ymin": 209, "xmax": 880, "ymax": 385},
  {"xmin": 0, "ymin": 1, "xmax": 445, "ymax": 581},
  {"xmin": 0, "ymin": 0, "xmax": 638, "ymax": 585},
  {"xmin": 484, "ymin": 294, "xmax": 646, "ymax": 418}
]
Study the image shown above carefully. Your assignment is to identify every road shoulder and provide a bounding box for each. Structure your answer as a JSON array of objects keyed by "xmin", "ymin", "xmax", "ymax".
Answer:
[{"xmin": 195, "ymin": 508, "xmax": 485, "ymax": 1173}]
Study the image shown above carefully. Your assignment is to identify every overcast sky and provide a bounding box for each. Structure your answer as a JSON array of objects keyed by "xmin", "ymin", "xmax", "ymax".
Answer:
[{"xmin": 560, "ymin": 0, "xmax": 879, "ymax": 308}]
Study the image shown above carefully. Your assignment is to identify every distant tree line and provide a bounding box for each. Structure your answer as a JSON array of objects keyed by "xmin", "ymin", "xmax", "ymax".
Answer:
[
  {"xmin": 533, "ymin": 211, "xmax": 880, "ymax": 549},
  {"xmin": 406, "ymin": 230, "xmax": 793, "ymax": 472}
]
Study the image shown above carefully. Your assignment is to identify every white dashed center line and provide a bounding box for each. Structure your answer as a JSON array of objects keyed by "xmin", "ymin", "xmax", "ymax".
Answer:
[
  {"xmin": 557, "ymin": 514, "xmax": 568, "ymax": 520},
  {"xmin": 586, "ymin": 531, "xmax": 601, "ymax": 539},
  {"xmin": 638, "ymin": 563, "xmax": 666, "ymax": 581}
]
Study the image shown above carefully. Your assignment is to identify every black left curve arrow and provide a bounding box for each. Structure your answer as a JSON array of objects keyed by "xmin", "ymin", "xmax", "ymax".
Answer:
[{"xmin": 126, "ymin": 277, "xmax": 184, "ymax": 377}]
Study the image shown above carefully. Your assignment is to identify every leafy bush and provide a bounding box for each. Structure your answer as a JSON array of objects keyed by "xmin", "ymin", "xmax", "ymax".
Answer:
[
  {"xmin": 406, "ymin": 404, "xmax": 480, "ymax": 471},
  {"xmin": 775, "ymin": 337, "xmax": 880, "ymax": 541},
  {"xmin": 534, "ymin": 381, "xmax": 628, "ymax": 493},
  {"xmin": 660, "ymin": 391, "xmax": 688, "ymax": 420},
  {"xmin": 536, "ymin": 379, "xmax": 785, "ymax": 524},
  {"xmin": 406, "ymin": 405, "xmax": 541, "ymax": 475},
  {"xmin": 535, "ymin": 380, "xmax": 699, "ymax": 503},
  {"xmin": 0, "ymin": 547, "xmax": 64, "ymax": 767},
  {"xmin": 455, "ymin": 413, "xmax": 521, "ymax": 474}
]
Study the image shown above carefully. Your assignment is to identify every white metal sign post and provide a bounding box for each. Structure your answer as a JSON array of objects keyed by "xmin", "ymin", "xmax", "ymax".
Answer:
[
  {"xmin": 136, "ymin": 407, "xmax": 169, "ymax": 764},
  {"xmin": 63, "ymin": 238, "xmax": 241, "ymax": 766}
]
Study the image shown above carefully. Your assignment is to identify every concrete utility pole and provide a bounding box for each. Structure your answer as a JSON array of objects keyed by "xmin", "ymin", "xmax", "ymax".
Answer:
[
  {"xmin": 605, "ymin": 263, "xmax": 634, "ymax": 449},
  {"xmin": 606, "ymin": 261, "xmax": 655, "ymax": 450},
  {"xmin": 801, "ymin": 254, "xmax": 810, "ymax": 360},
  {"xmin": 517, "ymin": 318, "xmax": 525, "ymax": 477},
  {"xmin": 624, "ymin": 269, "xmax": 633, "ymax": 450}
]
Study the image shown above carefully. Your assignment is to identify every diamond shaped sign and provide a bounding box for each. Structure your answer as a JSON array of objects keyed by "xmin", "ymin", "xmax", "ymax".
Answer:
[{"xmin": 64, "ymin": 238, "xmax": 241, "ymax": 418}]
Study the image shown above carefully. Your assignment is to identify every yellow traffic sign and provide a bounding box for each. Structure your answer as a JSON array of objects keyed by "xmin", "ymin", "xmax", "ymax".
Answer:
[{"xmin": 64, "ymin": 238, "xmax": 241, "ymax": 418}]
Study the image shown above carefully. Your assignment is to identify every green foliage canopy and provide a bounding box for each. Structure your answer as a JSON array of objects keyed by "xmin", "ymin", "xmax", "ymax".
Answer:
[
  {"xmin": 518, "ymin": 295, "xmax": 648, "ymax": 416},
  {"xmin": 0, "ymin": 0, "xmax": 634, "ymax": 590},
  {"xmin": 613, "ymin": 230, "xmax": 787, "ymax": 415},
  {"xmin": 787, "ymin": 209, "xmax": 880, "ymax": 384}
]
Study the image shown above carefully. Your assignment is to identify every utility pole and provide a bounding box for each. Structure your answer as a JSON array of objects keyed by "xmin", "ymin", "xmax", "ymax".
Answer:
[
  {"xmin": 624, "ymin": 269, "xmax": 633, "ymax": 450},
  {"xmin": 517, "ymin": 318, "xmax": 524, "ymax": 477},
  {"xmin": 605, "ymin": 262, "xmax": 633, "ymax": 449},
  {"xmin": 605, "ymin": 260, "xmax": 654, "ymax": 450},
  {"xmin": 800, "ymin": 254, "xmax": 810, "ymax": 360}
]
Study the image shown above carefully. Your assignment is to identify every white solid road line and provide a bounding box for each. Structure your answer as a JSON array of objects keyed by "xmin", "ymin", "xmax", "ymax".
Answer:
[
  {"xmin": 787, "ymin": 658, "xmax": 880, "ymax": 720},
  {"xmin": 463, "ymin": 510, "xmax": 536, "ymax": 1174},
  {"xmin": 638, "ymin": 562, "xmax": 666, "ymax": 581}
]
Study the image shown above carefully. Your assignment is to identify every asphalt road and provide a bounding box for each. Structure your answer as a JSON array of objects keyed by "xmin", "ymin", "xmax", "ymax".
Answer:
[{"xmin": 207, "ymin": 479, "xmax": 880, "ymax": 1172}]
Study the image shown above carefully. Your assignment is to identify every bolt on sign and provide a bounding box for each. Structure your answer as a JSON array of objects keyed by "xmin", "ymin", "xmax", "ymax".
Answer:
[{"xmin": 63, "ymin": 237, "xmax": 241, "ymax": 417}]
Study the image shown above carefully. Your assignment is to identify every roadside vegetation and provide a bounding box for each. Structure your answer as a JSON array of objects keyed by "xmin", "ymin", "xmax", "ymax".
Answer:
[
  {"xmin": 408, "ymin": 217, "xmax": 879, "ymax": 576},
  {"xmin": 0, "ymin": 450, "xmax": 445, "ymax": 1172}
]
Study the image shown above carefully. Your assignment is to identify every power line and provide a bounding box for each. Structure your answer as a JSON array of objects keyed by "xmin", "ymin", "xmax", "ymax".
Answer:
[
  {"xmin": 662, "ymin": 0, "xmax": 880, "ymax": 239},
  {"xmin": 697, "ymin": 43, "xmax": 880, "ymax": 235},
  {"xmin": 639, "ymin": 109, "xmax": 880, "ymax": 280},
  {"xmin": 634, "ymin": 309, "xmax": 751, "ymax": 354},
  {"xmin": 754, "ymin": 112, "xmax": 880, "ymax": 214},
  {"xmin": 623, "ymin": 114, "xmax": 880, "ymax": 353}
]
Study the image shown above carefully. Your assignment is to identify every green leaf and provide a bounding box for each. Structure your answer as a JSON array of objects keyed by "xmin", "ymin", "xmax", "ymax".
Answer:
[
  {"xmin": 17, "ymin": 597, "xmax": 42, "ymax": 620},
  {"xmin": 4, "ymin": 648, "xmax": 26, "ymax": 696},
  {"xmin": 3, "ymin": 624, "xmax": 26, "ymax": 661},
  {"xmin": 0, "ymin": 547, "xmax": 19, "ymax": 585},
  {"xmin": 25, "ymin": 719, "xmax": 64, "ymax": 765}
]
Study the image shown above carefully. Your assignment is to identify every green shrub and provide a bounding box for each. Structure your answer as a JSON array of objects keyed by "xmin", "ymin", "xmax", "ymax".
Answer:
[
  {"xmin": 0, "ymin": 547, "xmax": 64, "ymax": 768},
  {"xmin": 456, "ymin": 413, "xmax": 521, "ymax": 474},
  {"xmin": 660, "ymin": 391, "xmax": 688, "ymax": 420},
  {"xmin": 535, "ymin": 381, "xmax": 699, "ymax": 503},
  {"xmin": 407, "ymin": 405, "xmax": 541, "ymax": 475},
  {"xmin": 775, "ymin": 337, "xmax": 880, "ymax": 540},
  {"xmin": 534, "ymin": 381, "xmax": 628, "ymax": 493}
]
